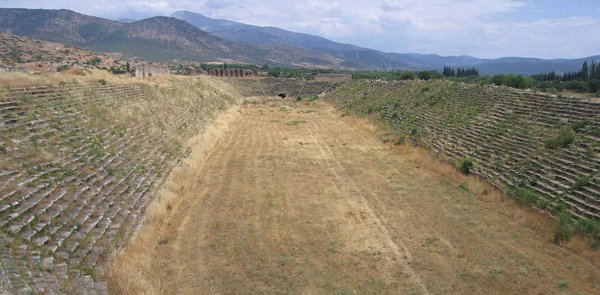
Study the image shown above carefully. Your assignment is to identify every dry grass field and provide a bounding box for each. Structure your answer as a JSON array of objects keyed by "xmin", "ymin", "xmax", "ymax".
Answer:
[{"xmin": 110, "ymin": 98, "xmax": 599, "ymax": 294}]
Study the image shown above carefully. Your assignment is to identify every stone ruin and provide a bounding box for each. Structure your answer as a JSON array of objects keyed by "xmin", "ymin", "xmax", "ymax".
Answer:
[
  {"xmin": 0, "ymin": 83, "xmax": 230, "ymax": 294},
  {"xmin": 209, "ymin": 68, "xmax": 253, "ymax": 78},
  {"xmin": 135, "ymin": 64, "xmax": 170, "ymax": 78}
]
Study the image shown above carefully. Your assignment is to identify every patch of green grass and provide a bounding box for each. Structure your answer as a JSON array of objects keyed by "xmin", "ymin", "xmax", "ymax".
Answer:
[
  {"xmin": 554, "ymin": 206, "xmax": 574, "ymax": 244},
  {"xmin": 277, "ymin": 254, "xmax": 289, "ymax": 266},
  {"xmin": 571, "ymin": 120, "xmax": 590, "ymax": 133},
  {"xmin": 576, "ymin": 218, "xmax": 600, "ymax": 237},
  {"xmin": 80, "ymin": 266, "xmax": 95, "ymax": 279},
  {"xmin": 509, "ymin": 186, "xmax": 545, "ymax": 207},
  {"xmin": 575, "ymin": 217, "xmax": 600, "ymax": 247},
  {"xmin": 571, "ymin": 175, "xmax": 591, "ymax": 190},
  {"xmin": 545, "ymin": 127, "xmax": 575, "ymax": 149},
  {"xmin": 491, "ymin": 114, "xmax": 519, "ymax": 137},
  {"xmin": 287, "ymin": 120, "xmax": 306, "ymax": 126},
  {"xmin": 557, "ymin": 280, "xmax": 569, "ymax": 291}
]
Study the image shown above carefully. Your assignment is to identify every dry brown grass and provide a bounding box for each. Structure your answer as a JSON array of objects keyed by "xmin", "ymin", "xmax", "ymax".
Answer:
[
  {"xmin": 0, "ymin": 68, "xmax": 227, "ymax": 90},
  {"xmin": 110, "ymin": 100, "xmax": 599, "ymax": 294},
  {"xmin": 107, "ymin": 105, "xmax": 241, "ymax": 295},
  {"xmin": 0, "ymin": 69, "xmax": 125, "ymax": 88},
  {"xmin": 338, "ymin": 106, "xmax": 600, "ymax": 256}
]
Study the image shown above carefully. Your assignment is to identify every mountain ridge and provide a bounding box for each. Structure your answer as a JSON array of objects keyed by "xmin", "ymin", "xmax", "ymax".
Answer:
[
  {"xmin": 0, "ymin": 8, "xmax": 342, "ymax": 67},
  {"xmin": 173, "ymin": 10, "xmax": 600, "ymax": 74},
  {"xmin": 0, "ymin": 8, "xmax": 597, "ymax": 74}
]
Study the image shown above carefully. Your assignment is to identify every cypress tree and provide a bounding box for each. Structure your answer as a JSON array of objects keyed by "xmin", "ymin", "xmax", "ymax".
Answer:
[{"xmin": 582, "ymin": 61, "xmax": 589, "ymax": 81}]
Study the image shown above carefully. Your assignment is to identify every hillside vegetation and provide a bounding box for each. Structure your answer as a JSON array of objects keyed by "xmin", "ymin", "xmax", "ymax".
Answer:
[
  {"xmin": 325, "ymin": 80, "xmax": 600, "ymax": 242},
  {"xmin": 0, "ymin": 74, "xmax": 240, "ymax": 293},
  {"xmin": 0, "ymin": 33, "xmax": 129, "ymax": 73}
]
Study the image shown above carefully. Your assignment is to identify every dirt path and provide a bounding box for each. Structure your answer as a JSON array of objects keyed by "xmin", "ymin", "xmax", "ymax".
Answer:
[{"xmin": 149, "ymin": 100, "xmax": 599, "ymax": 294}]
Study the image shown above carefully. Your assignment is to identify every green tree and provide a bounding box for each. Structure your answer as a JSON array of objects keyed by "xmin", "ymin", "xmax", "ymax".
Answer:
[
  {"xmin": 582, "ymin": 61, "xmax": 589, "ymax": 81},
  {"xmin": 399, "ymin": 71, "xmax": 415, "ymax": 80},
  {"xmin": 418, "ymin": 71, "xmax": 432, "ymax": 80}
]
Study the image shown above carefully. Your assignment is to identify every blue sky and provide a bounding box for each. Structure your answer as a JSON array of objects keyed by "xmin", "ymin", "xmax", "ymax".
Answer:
[{"xmin": 1, "ymin": 0, "xmax": 599, "ymax": 59}]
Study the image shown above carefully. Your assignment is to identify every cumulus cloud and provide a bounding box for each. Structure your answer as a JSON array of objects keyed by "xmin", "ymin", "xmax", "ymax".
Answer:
[{"xmin": 1, "ymin": 0, "xmax": 599, "ymax": 58}]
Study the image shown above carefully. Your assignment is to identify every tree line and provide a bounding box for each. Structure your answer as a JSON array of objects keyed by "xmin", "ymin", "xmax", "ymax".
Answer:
[
  {"xmin": 442, "ymin": 66, "xmax": 479, "ymax": 77},
  {"xmin": 530, "ymin": 61, "xmax": 600, "ymax": 93},
  {"xmin": 532, "ymin": 61, "xmax": 600, "ymax": 82}
]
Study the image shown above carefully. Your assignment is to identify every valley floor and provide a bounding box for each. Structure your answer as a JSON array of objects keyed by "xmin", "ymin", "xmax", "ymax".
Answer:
[{"xmin": 127, "ymin": 99, "xmax": 599, "ymax": 294}]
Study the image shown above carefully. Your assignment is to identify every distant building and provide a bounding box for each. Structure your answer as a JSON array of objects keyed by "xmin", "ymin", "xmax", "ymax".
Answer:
[
  {"xmin": 208, "ymin": 68, "xmax": 253, "ymax": 78},
  {"xmin": 135, "ymin": 64, "xmax": 170, "ymax": 78},
  {"xmin": 314, "ymin": 74, "xmax": 352, "ymax": 82}
]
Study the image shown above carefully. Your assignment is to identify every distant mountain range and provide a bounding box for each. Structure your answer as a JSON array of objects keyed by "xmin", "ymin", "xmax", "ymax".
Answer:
[
  {"xmin": 0, "ymin": 8, "xmax": 341, "ymax": 67},
  {"xmin": 172, "ymin": 10, "xmax": 600, "ymax": 75},
  {"xmin": 0, "ymin": 8, "xmax": 597, "ymax": 74},
  {"xmin": 172, "ymin": 10, "xmax": 396, "ymax": 70}
]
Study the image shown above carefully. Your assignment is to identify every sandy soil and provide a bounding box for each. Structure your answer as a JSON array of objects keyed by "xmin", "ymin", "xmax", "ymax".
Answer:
[{"xmin": 143, "ymin": 99, "xmax": 599, "ymax": 295}]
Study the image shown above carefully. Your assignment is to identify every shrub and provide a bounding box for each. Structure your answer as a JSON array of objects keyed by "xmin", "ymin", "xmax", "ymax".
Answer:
[
  {"xmin": 459, "ymin": 157, "xmax": 474, "ymax": 174},
  {"xmin": 577, "ymin": 218, "xmax": 600, "ymax": 238},
  {"xmin": 588, "ymin": 79, "xmax": 600, "ymax": 92},
  {"xmin": 490, "ymin": 74, "xmax": 531, "ymax": 89},
  {"xmin": 108, "ymin": 66, "xmax": 126, "ymax": 75},
  {"xmin": 510, "ymin": 186, "xmax": 543, "ymax": 206},
  {"xmin": 570, "ymin": 120, "xmax": 589, "ymax": 133},
  {"xmin": 564, "ymin": 81, "xmax": 589, "ymax": 92},
  {"xmin": 399, "ymin": 71, "xmax": 415, "ymax": 80},
  {"xmin": 56, "ymin": 64, "xmax": 70, "ymax": 72},
  {"xmin": 295, "ymin": 96, "xmax": 302, "ymax": 101},
  {"xmin": 545, "ymin": 127, "xmax": 574, "ymax": 149},
  {"xmin": 507, "ymin": 75, "xmax": 530, "ymax": 89},
  {"xmin": 554, "ymin": 208, "xmax": 574, "ymax": 244},
  {"xmin": 418, "ymin": 71, "xmax": 432, "ymax": 81},
  {"xmin": 88, "ymin": 57, "xmax": 102, "ymax": 66}
]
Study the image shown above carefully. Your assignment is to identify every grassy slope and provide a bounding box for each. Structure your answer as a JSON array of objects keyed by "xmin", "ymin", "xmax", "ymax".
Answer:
[
  {"xmin": 0, "ymin": 72, "xmax": 241, "ymax": 293},
  {"xmin": 325, "ymin": 80, "xmax": 600, "ymax": 228}
]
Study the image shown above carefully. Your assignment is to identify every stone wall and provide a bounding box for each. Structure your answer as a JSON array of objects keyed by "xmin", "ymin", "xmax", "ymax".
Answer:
[
  {"xmin": 135, "ymin": 64, "xmax": 170, "ymax": 78},
  {"xmin": 227, "ymin": 77, "xmax": 340, "ymax": 97},
  {"xmin": 208, "ymin": 68, "xmax": 253, "ymax": 78}
]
